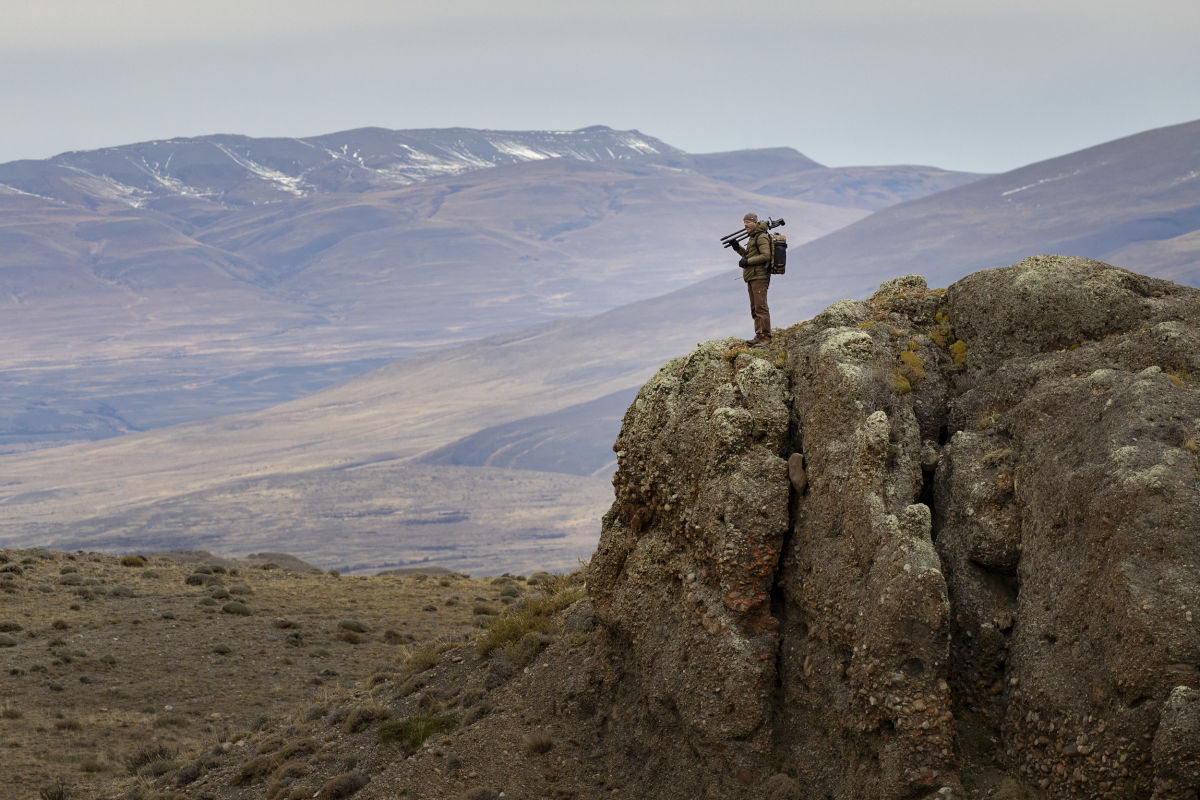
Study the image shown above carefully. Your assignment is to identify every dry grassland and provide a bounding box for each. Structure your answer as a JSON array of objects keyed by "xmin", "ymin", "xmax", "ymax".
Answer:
[{"xmin": 0, "ymin": 547, "xmax": 534, "ymax": 800}]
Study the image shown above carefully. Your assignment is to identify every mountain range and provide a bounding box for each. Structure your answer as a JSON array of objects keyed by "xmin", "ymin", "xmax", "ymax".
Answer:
[
  {"xmin": 0, "ymin": 126, "xmax": 978, "ymax": 452},
  {"xmin": 1, "ymin": 120, "xmax": 1198, "ymax": 574}
]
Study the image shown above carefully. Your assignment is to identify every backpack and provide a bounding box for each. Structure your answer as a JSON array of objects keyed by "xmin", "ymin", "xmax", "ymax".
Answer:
[{"xmin": 765, "ymin": 232, "xmax": 787, "ymax": 275}]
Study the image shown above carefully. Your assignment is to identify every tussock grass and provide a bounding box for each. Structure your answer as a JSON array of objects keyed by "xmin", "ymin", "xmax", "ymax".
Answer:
[
  {"xmin": 476, "ymin": 574, "xmax": 583, "ymax": 659},
  {"xmin": 316, "ymin": 771, "xmax": 370, "ymax": 799},
  {"xmin": 522, "ymin": 731, "xmax": 556, "ymax": 755},
  {"xmin": 39, "ymin": 779, "xmax": 72, "ymax": 800},
  {"xmin": 124, "ymin": 743, "xmax": 176, "ymax": 776},
  {"xmin": 341, "ymin": 703, "xmax": 389, "ymax": 734},
  {"xmin": 378, "ymin": 714, "xmax": 458, "ymax": 751}
]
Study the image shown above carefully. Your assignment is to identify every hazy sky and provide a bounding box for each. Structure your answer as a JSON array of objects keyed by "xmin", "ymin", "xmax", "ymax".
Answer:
[{"xmin": 4, "ymin": 0, "xmax": 1198, "ymax": 173}]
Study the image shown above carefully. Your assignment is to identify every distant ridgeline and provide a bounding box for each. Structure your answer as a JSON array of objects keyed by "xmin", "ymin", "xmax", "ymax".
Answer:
[
  {"xmin": 584, "ymin": 256, "xmax": 1200, "ymax": 799},
  {"xmin": 0, "ymin": 126, "xmax": 682, "ymax": 207}
]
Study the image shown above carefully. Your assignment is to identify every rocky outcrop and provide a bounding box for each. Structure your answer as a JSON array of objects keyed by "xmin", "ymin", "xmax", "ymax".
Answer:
[{"xmin": 587, "ymin": 256, "xmax": 1200, "ymax": 799}]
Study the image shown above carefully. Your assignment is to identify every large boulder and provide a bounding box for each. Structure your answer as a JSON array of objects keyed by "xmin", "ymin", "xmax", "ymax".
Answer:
[{"xmin": 587, "ymin": 256, "xmax": 1200, "ymax": 799}]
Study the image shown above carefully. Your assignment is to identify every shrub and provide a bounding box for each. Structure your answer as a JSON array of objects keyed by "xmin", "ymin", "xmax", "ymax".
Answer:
[
  {"xmin": 341, "ymin": 704, "xmax": 389, "ymax": 734},
  {"xmin": 125, "ymin": 743, "xmax": 177, "ymax": 775},
  {"xmin": 403, "ymin": 646, "xmax": 444, "ymax": 674},
  {"xmin": 476, "ymin": 579, "xmax": 583, "ymax": 659},
  {"xmin": 275, "ymin": 739, "xmax": 319, "ymax": 762},
  {"xmin": 316, "ymin": 772, "xmax": 369, "ymax": 800},
  {"xmin": 212, "ymin": 643, "xmax": 232, "ymax": 655},
  {"xmin": 39, "ymin": 779, "xmax": 72, "ymax": 800},
  {"xmin": 378, "ymin": 714, "xmax": 458, "ymax": 752},
  {"xmin": 52, "ymin": 619, "xmax": 69, "ymax": 630},
  {"xmin": 949, "ymin": 339, "xmax": 967, "ymax": 367},
  {"xmin": 898, "ymin": 349, "xmax": 925, "ymax": 382},
  {"xmin": 522, "ymin": 731, "xmax": 555, "ymax": 755},
  {"xmin": 499, "ymin": 631, "xmax": 552, "ymax": 669},
  {"xmin": 526, "ymin": 571, "xmax": 556, "ymax": 586},
  {"xmin": 120, "ymin": 555, "xmax": 146, "ymax": 567},
  {"xmin": 232, "ymin": 739, "xmax": 318, "ymax": 786},
  {"xmin": 233, "ymin": 755, "xmax": 275, "ymax": 786},
  {"xmin": 175, "ymin": 761, "xmax": 203, "ymax": 786},
  {"xmin": 366, "ymin": 671, "xmax": 393, "ymax": 689},
  {"xmin": 337, "ymin": 619, "xmax": 368, "ymax": 633},
  {"xmin": 222, "ymin": 602, "xmax": 251, "ymax": 616},
  {"xmin": 267, "ymin": 758, "xmax": 309, "ymax": 795}
]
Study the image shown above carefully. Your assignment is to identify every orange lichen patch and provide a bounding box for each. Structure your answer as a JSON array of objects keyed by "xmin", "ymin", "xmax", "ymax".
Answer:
[
  {"xmin": 721, "ymin": 538, "xmax": 784, "ymax": 614},
  {"xmin": 723, "ymin": 589, "xmax": 763, "ymax": 613}
]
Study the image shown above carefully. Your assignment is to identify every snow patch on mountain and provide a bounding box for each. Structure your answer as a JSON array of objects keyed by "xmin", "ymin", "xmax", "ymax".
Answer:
[
  {"xmin": 0, "ymin": 126, "xmax": 683, "ymax": 210},
  {"xmin": 490, "ymin": 139, "xmax": 557, "ymax": 161},
  {"xmin": 1000, "ymin": 169, "xmax": 1080, "ymax": 197},
  {"xmin": 212, "ymin": 143, "xmax": 310, "ymax": 197},
  {"xmin": 60, "ymin": 165, "xmax": 149, "ymax": 208}
]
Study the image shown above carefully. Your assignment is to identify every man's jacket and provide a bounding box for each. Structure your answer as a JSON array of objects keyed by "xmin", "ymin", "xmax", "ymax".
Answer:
[{"xmin": 735, "ymin": 221, "xmax": 772, "ymax": 282}]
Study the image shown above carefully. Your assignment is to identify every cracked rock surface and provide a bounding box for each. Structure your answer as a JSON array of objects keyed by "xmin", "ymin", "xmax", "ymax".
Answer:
[{"xmin": 588, "ymin": 256, "xmax": 1200, "ymax": 800}]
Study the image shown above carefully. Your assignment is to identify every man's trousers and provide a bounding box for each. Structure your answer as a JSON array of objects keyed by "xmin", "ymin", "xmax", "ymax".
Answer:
[{"xmin": 746, "ymin": 277, "xmax": 771, "ymax": 341}]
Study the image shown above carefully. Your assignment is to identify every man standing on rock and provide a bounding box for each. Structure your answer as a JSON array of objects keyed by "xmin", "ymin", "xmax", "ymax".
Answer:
[{"xmin": 729, "ymin": 212, "xmax": 772, "ymax": 346}]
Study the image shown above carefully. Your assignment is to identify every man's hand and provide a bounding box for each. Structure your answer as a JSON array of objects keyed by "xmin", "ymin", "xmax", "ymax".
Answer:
[{"xmin": 738, "ymin": 257, "xmax": 749, "ymax": 268}]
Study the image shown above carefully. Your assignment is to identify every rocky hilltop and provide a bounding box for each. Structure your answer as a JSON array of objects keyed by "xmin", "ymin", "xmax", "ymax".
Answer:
[
  {"xmin": 589, "ymin": 254, "xmax": 1200, "ymax": 799},
  {"xmin": 100, "ymin": 256, "xmax": 1197, "ymax": 800}
]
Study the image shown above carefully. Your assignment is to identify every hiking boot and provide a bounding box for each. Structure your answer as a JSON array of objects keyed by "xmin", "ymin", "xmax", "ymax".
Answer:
[{"xmin": 745, "ymin": 337, "xmax": 771, "ymax": 347}]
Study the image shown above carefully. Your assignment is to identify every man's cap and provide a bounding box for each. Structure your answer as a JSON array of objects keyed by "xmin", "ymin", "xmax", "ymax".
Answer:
[{"xmin": 743, "ymin": 212, "xmax": 758, "ymax": 222}]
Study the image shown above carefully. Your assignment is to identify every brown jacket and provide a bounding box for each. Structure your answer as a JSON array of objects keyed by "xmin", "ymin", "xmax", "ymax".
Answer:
[{"xmin": 733, "ymin": 221, "xmax": 772, "ymax": 282}]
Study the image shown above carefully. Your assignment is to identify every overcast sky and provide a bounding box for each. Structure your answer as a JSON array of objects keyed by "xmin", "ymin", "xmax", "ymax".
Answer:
[{"xmin": 4, "ymin": 0, "xmax": 1197, "ymax": 173}]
